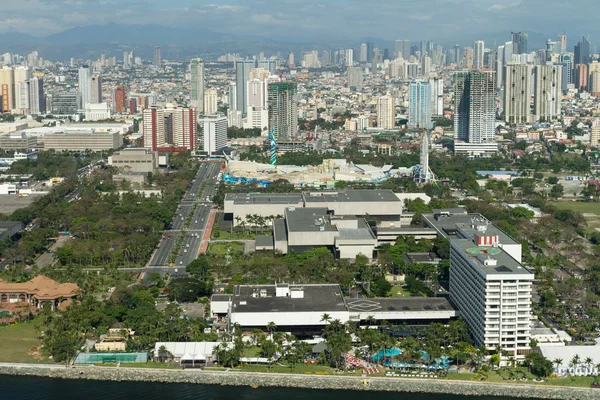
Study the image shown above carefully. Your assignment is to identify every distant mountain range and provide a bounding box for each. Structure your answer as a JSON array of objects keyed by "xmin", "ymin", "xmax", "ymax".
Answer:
[{"xmin": 0, "ymin": 24, "xmax": 577, "ymax": 61}]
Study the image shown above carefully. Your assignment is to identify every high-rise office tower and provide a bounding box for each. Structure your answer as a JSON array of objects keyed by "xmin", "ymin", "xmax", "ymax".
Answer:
[
  {"xmin": 557, "ymin": 34, "xmax": 567, "ymax": 53},
  {"xmin": 345, "ymin": 49, "xmax": 354, "ymax": 67},
  {"xmin": 366, "ymin": 42, "xmax": 374, "ymax": 63},
  {"xmin": 90, "ymin": 75, "xmax": 102, "ymax": 103},
  {"xmin": 454, "ymin": 71, "xmax": 496, "ymax": 143},
  {"xmin": 153, "ymin": 45, "xmax": 161, "ymax": 66},
  {"xmin": 453, "ymin": 45, "xmax": 461, "ymax": 66},
  {"xmin": 376, "ymin": 95, "xmax": 395, "ymax": 130},
  {"xmin": 202, "ymin": 115, "xmax": 227, "ymax": 154},
  {"xmin": 0, "ymin": 67, "xmax": 16, "ymax": 112},
  {"xmin": 574, "ymin": 36, "xmax": 591, "ymax": 66},
  {"xmin": 591, "ymin": 120, "xmax": 600, "ymax": 146},
  {"xmin": 575, "ymin": 64, "xmax": 588, "ymax": 91},
  {"xmin": 16, "ymin": 81, "xmax": 29, "ymax": 114},
  {"xmin": 408, "ymin": 80, "xmax": 433, "ymax": 129},
  {"xmin": 235, "ymin": 59, "xmax": 255, "ymax": 117},
  {"xmin": 267, "ymin": 82, "xmax": 298, "ymax": 139},
  {"xmin": 114, "ymin": 85, "xmax": 126, "ymax": 113},
  {"xmin": 407, "ymin": 63, "xmax": 419, "ymax": 78},
  {"xmin": 29, "ymin": 77, "xmax": 45, "ymax": 115},
  {"xmin": 78, "ymin": 66, "xmax": 91, "ymax": 108},
  {"xmin": 473, "ymin": 40, "xmax": 485, "ymax": 70},
  {"xmin": 394, "ymin": 40, "xmax": 411, "ymax": 60},
  {"xmin": 589, "ymin": 71, "xmax": 600, "ymax": 96},
  {"xmin": 430, "ymin": 77, "xmax": 444, "ymax": 116},
  {"xmin": 534, "ymin": 64, "xmax": 562, "ymax": 121},
  {"xmin": 204, "ymin": 89, "xmax": 218, "ymax": 115},
  {"xmin": 360, "ymin": 44, "xmax": 368, "ymax": 63},
  {"xmin": 228, "ymin": 83, "xmax": 237, "ymax": 111},
  {"xmin": 511, "ymin": 32, "xmax": 528, "ymax": 55},
  {"xmin": 190, "ymin": 58, "xmax": 205, "ymax": 113},
  {"xmin": 420, "ymin": 41, "xmax": 427, "ymax": 59},
  {"xmin": 421, "ymin": 55, "xmax": 432, "ymax": 75},
  {"xmin": 257, "ymin": 59, "xmax": 278, "ymax": 75},
  {"xmin": 347, "ymin": 67, "xmax": 363, "ymax": 91},
  {"xmin": 503, "ymin": 63, "xmax": 533, "ymax": 124},
  {"xmin": 463, "ymin": 47, "xmax": 474, "ymax": 70}
]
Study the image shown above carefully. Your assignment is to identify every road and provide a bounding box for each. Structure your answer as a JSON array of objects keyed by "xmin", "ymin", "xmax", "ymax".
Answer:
[
  {"xmin": 146, "ymin": 162, "xmax": 221, "ymax": 273},
  {"xmin": 34, "ymin": 236, "xmax": 71, "ymax": 268}
]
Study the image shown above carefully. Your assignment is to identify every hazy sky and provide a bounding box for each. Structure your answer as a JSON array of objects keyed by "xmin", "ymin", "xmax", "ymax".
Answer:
[{"xmin": 1, "ymin": 0, "xmax": 598, "ymax": 44}]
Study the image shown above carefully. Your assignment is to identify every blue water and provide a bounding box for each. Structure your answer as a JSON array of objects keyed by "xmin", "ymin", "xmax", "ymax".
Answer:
[{"xmin": 0, "ymin": 375, "xmax": 531, "ymax": 400}]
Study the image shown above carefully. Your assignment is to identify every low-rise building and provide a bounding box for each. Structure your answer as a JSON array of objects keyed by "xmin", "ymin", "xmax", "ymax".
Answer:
[
  {"xmin": 0, "ymin": 133, "xmax": 38, "ymax": 151},
  {"xmin": 43, "ymin": 131, "xmax": 122, "ymax": 151},
  {"xmin": 108, "ymin": 148, "xmax": 159, "ymax": 173},
  {"xmin": 211, "ymin": 283, "xmax": 457, "ymax": 338},
  {"xmin": 0, "ymin": 276, "xmax": 79, "ymax": 310}
]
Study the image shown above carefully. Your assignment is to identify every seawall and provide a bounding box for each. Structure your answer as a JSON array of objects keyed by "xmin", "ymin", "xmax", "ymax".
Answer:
[{"xmin": 0, "ymin": 364, "xmax": 596, "ymax": 400}]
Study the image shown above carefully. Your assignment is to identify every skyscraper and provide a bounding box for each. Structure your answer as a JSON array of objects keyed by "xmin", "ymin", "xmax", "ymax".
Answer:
[
  {"xmin": 473, "ymin": 40, "xmax": 485, "ymax": 70},
  {"xmin": 142, "ymin": 105, "xmax": 197, "ymax": 151},
  {"xmin": 557, "ymin": 34, "xmax": 567, "ymax": 53},
  {"xmin": 78, "ymin": 66, "xmax": 91, "ymax": 108},
  {"xmin": 204, "ymin": 89, "xmax": 218, "ymax": 115},
  {"xmin": 574, "ymin": 36, "xmax": 591, "ymax": 65},
  {"xmin": 366, "ymin": 42, "xmax": 374, "ymax": 63},
  {"xmin": 360, "ymin": 44, "xmax": 368, "ymax": 63},
  {"xmin": 376, "ymin": 95, "xmax": 395, "ymax": 130},
  {"xmin": 153, "ymin": 45, "xmax": 161, "ymax": 67},
  {"xmin": 347, "ymin": 67, "xmax": 363, "ymax": 91},
  {"xmin": 454, "ymin": 71, "xmax": 496, "ymax": 143},
  {"xmin": 90, "ymin": 75, "xmax": 102, "ymax": 104},
  {"xmin": 235, "ymin": 59, "xmax": 255, "ymax": 117},
  {"xmin": 534, "ymin": 64, "xmax": 562, "ymax": 121},
  {"xmin": 430, "ymin": 77, "xmax": 444, "ymax": 116},
  {"xmin": 190, "ymin": 58, "xmax": 205, "ymax": 113},
  {"xmin": 202, "ymin": 115, "xmax": 227, "ymax": 154},
  {"xmin": 29, "ymin": 77, "xmax": 45, "ymax": 115},
  {"xmin": 257, "ymin": 59, "xmax": 278, "ymax": 75},
  {"xmin": 453, "ymin": 45, "xmax": 461, "ymax": 66},
  {"xmin": 511, "ymin": 32, "xmax": 528, "ymax": 55},
  {"xmin": 268, "ymin": 82, "xmax": 298, "ymax": 139},
  {"xmin": 503, "ymin": 63, "xmax": 533, "ymax": 124},
  {"xmin": 0, "ymin": 67, "xmax": 16, "ymax": 112},
  {"xmin": 408, "ymin": 80, "xmax": 433, "ymax": 129},
  {"xmin": 345, "ymin": 49, "xmax": 354, "ymax": 67},
  {"xmin": 114, "ymin": 85, "xmax": 126, "ymax": 113}
]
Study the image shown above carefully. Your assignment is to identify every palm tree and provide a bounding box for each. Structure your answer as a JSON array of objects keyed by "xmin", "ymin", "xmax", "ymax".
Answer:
[
  {"xmin": 266, "ymin": 321, "xmax": 277, "ymax": 340},
  {"xmin": 552, "ymin": 358, "xmax": 563, "ymax": 376},
  {"xmin": 571, "ymin": 354, "xmax": 581, "ymax": 376},
  {"xmin": 320, "ymin": 313, "xmax": 331, "ymax": 325},
  {"xmin": 585, "ymin": 357, "xmax": 593, "ymax": 376}
]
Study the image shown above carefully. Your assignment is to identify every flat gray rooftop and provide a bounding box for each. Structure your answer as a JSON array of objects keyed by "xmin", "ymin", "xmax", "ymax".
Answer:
[
  {"xmin": 303, "ymin": 189, "xmax": 400, "ymax": 203},
  {"xmin": 422, "ymin": 212, "xmax": 519, "ymax": 245},
  {"xmin": 345, "ymin": 297, "xmax": 455, "ymax": 313},
  {"xmin": 225, "ymin": 193, "xmax": 303, "ymax": 205},
  {"xmin": 285, "ymin": 207, "xmax": 337, "ymax": 233},
  {"xmin": 233, "ymin": 284, "xmax": 348, "ymax": 313},
  {"xmin": 273, "ymin": 219, "xmax": 288, "ymax": 242},
  {"xmin": 452, "ymin": 238, "xmax": 533, "ymax": 276},
  {"xmin": 255, "ymin": 235, "xmax": 274, "ymax": 247}
]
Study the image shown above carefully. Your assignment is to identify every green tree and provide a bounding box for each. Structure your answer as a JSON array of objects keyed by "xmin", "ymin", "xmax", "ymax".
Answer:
[{"xmin": 550, "ymin": 184, "xmax": 564, "ymax": 199}]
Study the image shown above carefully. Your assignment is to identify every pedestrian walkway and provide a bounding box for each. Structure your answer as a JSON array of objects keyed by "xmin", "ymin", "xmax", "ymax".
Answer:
[{"xmin": 199, "ymin": 209, "xmax": 217, "ymax": 254}]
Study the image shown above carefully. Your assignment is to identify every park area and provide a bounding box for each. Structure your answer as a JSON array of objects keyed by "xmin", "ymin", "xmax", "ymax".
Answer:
[
  {"xmin": 207, "ymin": 242, "xmax": 244, "ymax": 255},
  {"xmin": 0, "ymin": 321, "xmax": 51, "ymax": 363},
  {"xmin": 549, "ymin": 201, "xmax": 600, "ymax": 233}
]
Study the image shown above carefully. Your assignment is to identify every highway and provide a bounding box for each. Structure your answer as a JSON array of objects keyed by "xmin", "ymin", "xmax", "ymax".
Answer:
[{"xmin": 147, "ymin": 162, "xmax": 221, "ymax": 271}]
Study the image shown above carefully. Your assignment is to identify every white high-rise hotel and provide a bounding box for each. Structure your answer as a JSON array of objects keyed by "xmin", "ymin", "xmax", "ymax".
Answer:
[{"xmin": 423, "ymin": 210, "xmax": 534, "ymax": 359}]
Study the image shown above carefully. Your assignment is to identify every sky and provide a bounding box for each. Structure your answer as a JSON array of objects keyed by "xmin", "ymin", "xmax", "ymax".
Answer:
[{"xmin": 1, "ymin": 0, "xmax": 598, "ymax": 45}]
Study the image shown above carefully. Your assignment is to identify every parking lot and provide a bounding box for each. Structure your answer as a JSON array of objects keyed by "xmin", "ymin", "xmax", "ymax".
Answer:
[{"xmin": 0, "ymin": 194, "xmax": 41, "ymax": 215}]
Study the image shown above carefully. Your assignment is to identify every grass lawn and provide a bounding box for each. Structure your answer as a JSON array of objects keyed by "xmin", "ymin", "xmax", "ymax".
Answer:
[
  {"xmin": 208, "ymin": 242, "xmax": 244, "ymax": 255},
  {"xmin": 549, "ymin": 201, "xmax": 600, "ymax": 233},
  {"xmin": 235, "ymin": 363, "xmax": 334, "ymax": 375},
  {"xmin": 242, "ymin": 346, "xmax": 261, "ymax": 357},
  {"xmin": 549, "ymin": 201, "xmax": 600, "ymax": 215},
  {"xmin": 0, "ymin": 320, "xmax": 53, "ymax": 364},
  {"xmin": 446, "ymin": 370, "xmax": 597, "ymax": 388},
  {"xmin": 390, "ymin": 286, "xmax": 413, "ymax": 297}
]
